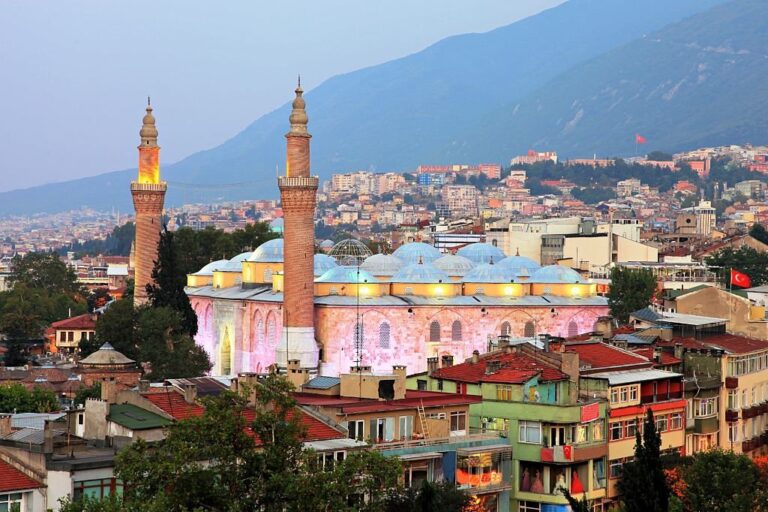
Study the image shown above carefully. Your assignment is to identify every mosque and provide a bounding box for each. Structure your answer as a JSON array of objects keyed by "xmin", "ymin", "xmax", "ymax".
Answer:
[{"xmin": 183, "ymin": 84, "xmax": 610, "ymax": 377}]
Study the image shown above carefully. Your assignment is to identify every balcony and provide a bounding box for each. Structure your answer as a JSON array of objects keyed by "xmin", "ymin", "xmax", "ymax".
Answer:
[
  {"xmin": 742, "ymin": 406, "xmax": 760, "ymax": 420},
  {"xmin": 371, "ymin": 431, "xmax": 502, "ymax": 451},
  {"xmin": 693, "ymin": 416, "xmax": 720, "ymax": 434},
  {"xmin": 726, "ymin": 409, "xmax": 739, "ymax": 422},
  {"xmin": 640, "ymin": 391, "xmax": 683, "ymax": 405},
  {"xmin": 541, "ymin": 443, "xmax": 607, "ymax": 463},
  {"xmin": 725, "ymin": 377, "xmax": 739, "ymax": 389}
]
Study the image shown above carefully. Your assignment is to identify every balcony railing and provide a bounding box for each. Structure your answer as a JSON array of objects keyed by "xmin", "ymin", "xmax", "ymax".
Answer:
[
  {"xmin": 725, "ymin": 377, "xmax": 739, "ymax": 389},
  {"xmin": 726, "ymin": 409, "xmax": 739, "ymax": 422},
  {"xmin": 640, "ymin": 391, "xmax": 684, "ymax": 404},
  {"xmin": 371, "ymin": 431, "xmax": 502, "ymax": 451}
]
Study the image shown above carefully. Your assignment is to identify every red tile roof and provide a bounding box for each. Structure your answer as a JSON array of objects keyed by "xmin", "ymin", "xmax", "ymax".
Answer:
[
  {"xmin": 0, "ymin": 460, "xmax": 42, "ymax": 493},
  {"xmin": 566, "ymin": 341, "xmax": 651, "ymax": 371},
  {"xmin": 429, "ymin": 352, "xmax": 568, "ymax": 385},
  {"xmin": 294, "ymin": 390, "xmax": 481, "ymax": 415},
  {"xmin": 672, "ymin": 334, "xmax": 768, "ymax": 355},
  {"xmin": 50, "ymin": 313, "xmax": 96, "ymax": 330},
  {"xmin": 142, "ymin": 390, "xmax": 205, "ymax": 420},
  {"xmin": 631, "ymin": 347, "xmax": 682, "ymax": 366}
]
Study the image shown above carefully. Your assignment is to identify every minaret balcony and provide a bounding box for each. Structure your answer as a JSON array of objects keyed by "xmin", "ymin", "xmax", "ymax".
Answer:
[
  {"xmin": 278, "ymin": 176, "xmax": 319, "ymax": 189},
  {"xmin": 131, "ymin": 181, "xmax": 168, "ymax": 192}
]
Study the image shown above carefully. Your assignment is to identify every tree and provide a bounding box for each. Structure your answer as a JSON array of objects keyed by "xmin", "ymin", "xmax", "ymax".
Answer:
[
  {"xmin": 750, "ymin": 223, "xmax": 768, "ymax": 245},
  {"xmin": 0, "ymin": 383, "xmax": 58, "ymax": 413},
  {"xmin": 9, "ymin": 252, "xmax": 81, "ymax": 297},
  {"xmin": 617, "ymin": 409, "xmax": 669, "ymax": 512},
  {"xmin": 3, "ymin": 339, "xmax": 28, "ymax": 366},
  {"xmin": 384, "ymin": 480, "xmax": 470, "ymax": 512},
  {"xmin": 705, "ymin": 246, "xmax": 768, "ymax": 287},
  {"xmin": 91, "ymin": 299, "xmax": 138, "ymax": 359},
  {"xmin": 607, "ymin": 267, "xmax": 657, "ymax": 324},
  {"xmin": 73, "ymin": 383, "xmax": 101, "ymax": 407},
  {"xmin": 562, "ymin": 489, "xmax": 590, "ymax": 512},
  {"xmin": 683, "ymin": 449, "xmax": 762, "ymax": 512},
  {"xmin": 646, "ymin": 151, "xmax": 674, "ymax": 162},
  {"xmin": 146, "ymin": 227, "xmax": 198, "ymax": 336},
  {"xmin": 115, "ymin": 375, "xmax": 403, "ymax": 511}
]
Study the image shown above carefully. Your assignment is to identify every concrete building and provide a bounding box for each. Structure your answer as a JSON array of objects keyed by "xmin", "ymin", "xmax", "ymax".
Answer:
[{"xmin": 130, "ymin": 101, "xmax": 167, "ymax": 305}]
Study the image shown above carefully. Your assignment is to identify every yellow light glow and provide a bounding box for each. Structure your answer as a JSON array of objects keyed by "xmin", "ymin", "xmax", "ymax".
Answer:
[
  {"xmin": 433, "ymin": 285, "xmax": 444, "ymax": 297},
  {"xmin": 359, "ymin": 285, "xmax": 371, "ymax": 297},
  {"xmin": 571, "ymin": 286, "xmax": 581, "ymax": 297},
  {"xmin": 504, "ymin": 285, "xmax": 515, "ymax": 296}
]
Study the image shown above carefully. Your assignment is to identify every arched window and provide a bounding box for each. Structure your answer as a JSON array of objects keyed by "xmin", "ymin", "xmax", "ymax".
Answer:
[
  {"xmin": 429, "ymin": 321, "xmax": 441, "ymax": 342},
  {"xmin": 451, "ymin": 320, "xmax": 462, "ymax": 341},
  {"xmin": 250, "ymin": 311, "xmax": 263, "ymax": 351},
  {"xmin": 379, "ymin": 322, "xmax": 391, "ymax": 348},
  {"xmin": 256, "ymin": 318, "xmax": 264, "ymax": 347},
  {"xmin": 354, "ymin": 323, "xmax": 365, "ymax": 354},
  {"xmin": 221, "ymin": 328, "xmax": 232, "ymax": 375},
  {"xmin": 266, "ymin": 314, "xmax": 277, "ymax": 347},
  {"xmin": 568, "ymin": 321, "xmax": 579, "ymax": 338},
  {"xmin": 524, "ymin": 321, "xmax": 535, "ymax": 337},
  {"xmin": 264, "ymin": 268, "xmax": 273, "ymax": 283},
  {"xmin": 500, "ymin": 321, "xmax": 511, "ymax": 337}
]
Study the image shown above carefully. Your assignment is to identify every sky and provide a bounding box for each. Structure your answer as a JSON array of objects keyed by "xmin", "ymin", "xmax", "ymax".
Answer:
[{"xmin": 0, "ymin": 0, "xmax": 563, "ymax": 192}]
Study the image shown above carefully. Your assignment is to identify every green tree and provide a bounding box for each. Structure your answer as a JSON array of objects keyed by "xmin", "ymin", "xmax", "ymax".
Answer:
[
  {"xmin": 607, "ymin": 267, "xmax": 657, "ymax": 324},
  {"xmin": 562, "ymin": 489, "xmax": 590, "ymax": 512},
  {"xmin": 91, "ymin": 299, "xmax": 138, "ymax": 359},
  {"xmin": 73, "ymin": 383, "xmax": 101, "ymax": 407},
  {"xmin": 749, "ymin": 223, "xmax": 768, "ymax": 245},
  {"xmin": 646, "ymin": 151, "xmax": 674, "ymax": 161},
  {"xmin": 682, "ymin": 449, "xmax": 762, "ymax": 512},
  {"xmin": 705, "ymin": 246, "xmax": 768, "ymax": 287},
  {"xmin": 3, "ymin": 339, "xmax": 27, "ymax": 366},
  {"xmin": 384, "ymin": 480, "xmax": 470, "ymax": 512},
  {"xmin": 146, "ymin": 227, "xmax": 198, "ymax": 336},
  {"xmin": 9, "ymin": 252, "xmax": 81, "ymax": 297},
  {"xmin": 0, "ymin": 383, "xmax": 58, "ymax": 413},
  {"xmin": 617, "ymin": 409, "xmax": 669, "ymax": 512},
  {"xmin": 115, "ymin": 375, "xmax": 402, "ymax": 511}
]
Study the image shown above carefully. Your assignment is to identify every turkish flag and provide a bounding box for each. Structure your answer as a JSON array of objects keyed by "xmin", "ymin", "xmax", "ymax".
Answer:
[
  {"xmin": 731, "ymin": 269, "xmax": 752, "ymax": 288},
  {"xmin": 635, "ymin": 134, "xmax": 647, "ymax": 144}
]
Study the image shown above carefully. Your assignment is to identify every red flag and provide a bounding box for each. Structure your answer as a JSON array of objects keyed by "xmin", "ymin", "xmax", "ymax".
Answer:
[
  {"xmin": 731, "ymin": 269, "xmax": 752, "ymax": 288},
  {"xmin": 635, "ymin": 134, "xmax": 647, "ymax": 144}
]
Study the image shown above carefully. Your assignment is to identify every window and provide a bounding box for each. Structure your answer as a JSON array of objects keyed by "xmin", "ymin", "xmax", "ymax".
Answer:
[
  {"xmin": 574, "ymin": 424, "xmax": 588, "ymax": 444},
  {"xmin": 0, "ymin": 493, "xmax": 23, "ymax": 512},
  {"xmin": 78, "ymin": 413, "xmax": 84, "ymax": 426},
  {"xmin": 728, "ymin": 390, "xmax": 739, "ymax": 410},
  {"xmin": 496, "ymin": 385, "xmax": 513, "ymax": 401},
  {"xmin": 610, "ymin": 385, "xmax": 639, "ymax": 405},
  {"xmin": 73, "ymin": 478, "xmax": 123, "ymax": 500},
  {"xmin": 405, "ymin": 287, "xmax": 413, "ymax": 296},
  {"xmin": 379, "ymin": 322, "xmax": 391, "ymax": 349},
  {"xmin": 264, "ymin": 268, "xmax": 273, "ymax": 282},
  {"xmin": 500, "ymin": 322, "xmax": 511, "ymax": 336},
  {"xmin": 670, "ymin": 413, "xmax": 683, "ymax": 430},
  {"xmin": 416, "ymin": 379, "xmax": 427, "ymax": 391},
  {"xmin": 620, "ymin": 388, "xmax": 628, "ymax": 402},
  {"xmin": 450, "ymin": 411, "xmax": 467, "ymax": 433},
  {"xmin": 67, "ymin": 331, "xmax": 74, "ymax": 342},
  {"xmin": 567, "ymin": 321, "xmax": 578, "ymax": 337},
  {"xmin": 519, "ymin": 421, "xmax": 542, "ymax": 444},
  {"xmin": 59, "ymin": 331, "xmax": 66, "ymax": 341},
  {"xmin": 630, "ymin": 387, "xmax": 638, "ymax": 401},
  {"xmin": 610, "ymin": 389, "xmax": 619, "ymax": 403},
  {"xmin": 519, "ymin": 501, "xmax": 541, "ymax": 512},
  {"xmin": 729, "ymin": 423, "xmax": 739, "ymax": 443},
  {"xmin": 370, "ymin": 417, "xmax": 395, "ymax": 442},
  {"xmin": 696, "ymin": 397, "xmax": 717, "ymax": 418},
  {"xmin": 625, "ymin": 419, "xmax": 637, "ymax": 438},
  {"xmin": 524, "ymin": 321, "xmax": 535, "ymax": 337},
  {"xmin": 317, "ymin": 451, "xmax": 346, "ymax": 470},
  {"xmin": 429, "ymin": 321, "xmax": 440, "ymax": 342},
  {"xmin": 399, "ymin": 416, "xmax": 414, "ymax": 439},
  {"xmin": 656, "ymin": 415, "xmax": 668, "ymax": 433},
  {"xmin": 451, "ymin": 320, "xmax": 462, "ymax": 341},
  {"xmin": 592, "ymin": 420, "xmax": 604, "ymax": 441},
  {"xmin": 609, "ymin": 459, "xmax": 625, "ymax": 479},
  {"xmin": 347, "ymin": 420, "xmax": 364, "ymax": 441},
  {"xmin": 610, "ymin": 422, "xmax": 622, "ymax": 441},
  {"xmin": 549, "ymin": 426, "xmax": 566, "ymax": 446}
]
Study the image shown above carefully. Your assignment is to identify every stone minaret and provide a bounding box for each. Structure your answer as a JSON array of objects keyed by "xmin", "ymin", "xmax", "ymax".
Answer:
[
  {"xmin": 131, "ymin": 100, "xmax": 167, "ymax": 306},
  {"xmin": 276, "ymin": 81, "xmax": 319, "ymax": 370}
]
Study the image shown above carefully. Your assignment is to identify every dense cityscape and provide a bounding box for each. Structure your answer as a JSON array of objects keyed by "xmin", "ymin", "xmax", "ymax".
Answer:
[{"xmin": 2, "ymin": 1, "xmax": 768, "ymax": 512}]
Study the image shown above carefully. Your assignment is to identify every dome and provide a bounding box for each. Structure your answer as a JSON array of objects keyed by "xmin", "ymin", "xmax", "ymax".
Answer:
[
  {"xmin": 193, "ymin": 259, "xmax": 229, "ymax": 276},
  {"xmin": 433, "ymin": 254, "xmax": 476, "ymax": 277},
  {"xmin": 497, "ymin": 255, "xmax": 541, "ymax": 277},
  {"xmin": 462, "ymin": 263, "xmax": 516, "ymax": 283},
  {"xmin": 319, "ymin": 239, "xmax": 335, "ymax": 249},
  {"xmin": 230, "ymin": 251, "xmax": 252, "ymax": 263},
  {"xmin": 392, "ymin": 242, "xmax": 441, "ymax": 264},
  {"xmin": 392, "ymin": 262, "xmax": 451, "ymax": 284},
  {"xmin": 315, "ymin": 266, "xmax": 379, "ymax": 284},
  {"xmin": 360, "ymin": 254, "xmax": 405, "ymax": 277},
  {"xmin": 329, "ymin": 239, "xmax": 373, "ymax": 266},
  {"xmin": 248, "ymin": 238, "xmax": 284, "ymax": 263},
  {"xmin": 79, "ymin": 342, "xmax": 136, "ymax": 367},
  {"xmin": 456, "ymin": 243, "xmax": 506, "ymax": 264},
  {"xmin": 530, "ymin": 265, "xmax": 585, "ymax": 284},
  {"xmin": 313, "ymin": 253, "xmax": 338, "ymax": 277},
  {"xmin": 269, "ymin": 218, "xmax": 284, "ymax": 233},
  {"xmin": 220, "ymin": 251, "xmax": 252, "ymax": 272}
]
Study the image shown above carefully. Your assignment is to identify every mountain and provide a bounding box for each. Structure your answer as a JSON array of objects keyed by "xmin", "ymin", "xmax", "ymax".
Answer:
[
  {"xmin": 445, "ymin": 0, "xmax": 768, "ymax": 161},
  {"xmin": 0, "ymin": 0, "xmax": 729, "ymax": 215}
]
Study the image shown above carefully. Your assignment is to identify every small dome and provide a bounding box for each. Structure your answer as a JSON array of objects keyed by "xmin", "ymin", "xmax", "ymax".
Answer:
[
  {"xmin": 79, "ymin": 342, "xmax": 136, "ymax": 366},
  {"xmin": 248, "ymin": 238, "xmax": 284, "ymax": 263},
  {"xmin": 193, "ymin": 259, "xmax": 229, "ymax": 276},
  {"xmin": 314, "ymin": 253, "xmax": 338, "ymax": 277},
  {"xmin": 360, "ymin": 254, "xmax": 405, "ymax": 277},
  {"xmin": 329, "ymin": 239, "xmax": 373, "ymax": 266},
  {"xmin": 230, "ymin": 251, "xmax": 252, "ymax": 263},
  {"xmin": 220, "ymin": 251, "xmax": 252, "ymax": 272},
  {"xmin": 497, "ymin": 255, "xmax": 541, "ymax": 277},
  {"xmin": 320, "ymin": 239, "xmax": 335, "ymax": 249},
  {"xmin": 433, "ymin": 254, "xmax": 476, "ymax": 277},
  {"xmin": 392, "ymin": 242, "xmax": 441, "ymax": 264},
  {"xmin": 456, "ymin": 243, "xmax": 506, "ymax": 264},
  {"xmin": 315, "ymin": 266, "xmax": 379, "ymax": 284},
  {"xmin": 530, "ymin": 265, "xmax": 585, "ymax": 284},
  {"xmin": 462, "ymin": 262, "xmax": 516, "ymax": 283},
  {"xmin": 392, "ymin": 262, "xmax": 451, "ymax": 284}
]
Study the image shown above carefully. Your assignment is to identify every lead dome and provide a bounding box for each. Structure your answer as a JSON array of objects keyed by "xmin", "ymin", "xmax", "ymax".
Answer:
[
  {"xmin": 392, "ymin": 261, "xmax": 451, "ymax": 284},
  {"xmin": 392, "ymin": 242, "xmax": 441, "ymax": 264},
  {"xmin": 456, "ymin": 243, "xmax": 506, "ymax": 264},
  {"xmin": 313, "ymin": 253, "xmax": 339, "ymax": 277},
  {"xmin": 498, "ymin": 255, "xmax": 541, "ymax": 277},
  {"xmin": 315, "ymin": 266, "xmax": 379, "ymax": 284},
  {"xmin": 530, "ymin": 265, "xmax": 585, "ymax": 284},
  {"xmin": 433, "ymin": 254, "xmax": 475, "ymax": 277},
  {"xmin": 248, "ymin": 238, "xmax": 284, "ymax": 263},
  {"xmin": 462, "ymin": 262, "xmax": 516, "ymax": 283},
  {"xmin": 193, "ymin": 259, "xmax": 229, "ymax": 276},
  {"xmin": 360, "ymin": 254, "xmax": 405, "ymax": 277}
]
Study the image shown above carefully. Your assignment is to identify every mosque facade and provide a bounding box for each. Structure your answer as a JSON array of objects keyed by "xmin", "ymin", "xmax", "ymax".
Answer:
[{"xmin": 185, "ymin": 87, "xmax": 610, "ymax": 377}]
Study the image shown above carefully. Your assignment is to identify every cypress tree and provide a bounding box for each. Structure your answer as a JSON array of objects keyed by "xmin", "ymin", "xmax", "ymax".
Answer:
[
  {"xmin": 617, "ymin": 409, "xmax": 669, "ymax": 512},
  {"xmin": 146, "ymin": 226, "xmax": 198, "ymax": 336}
]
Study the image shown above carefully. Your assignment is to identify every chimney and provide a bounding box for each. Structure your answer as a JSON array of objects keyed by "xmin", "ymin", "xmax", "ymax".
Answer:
[
  {"xmin": 471, "ymin": 350, "xmax": 480, "ymax": 364},
  {"xmin": 138, "ymin": 380, "xmax": 150, "ymax": 392},
  {"xmin": 0, "ymin": 414, "xmax": 11, "ymax": 436},
  {"xmin": 43, "ymin": 420, "xmax": 54, "ymax": 454},
  {"xmin": 674, "ymin": 342, "xmax": 684, "ymax": 360},
  {"xmin": 183, "ymin": 383, "xmax": 198, "ymax": 404},
  {"xmin": 653, "ymin": 347, "xmax": 662, "ymax": 364},
  {"xmin": 441, "ymin": 355, "xmax": 454, "ymax": 368},
  {"xmin": 659, "ymin": 327, "xmax": 673, "ymax": 342},
  {"xmin": 100, "ymin": 379, "xmax": 118, "ymax": 404},
  {"xmin": 393, "ymin": 365, "xmax": 407, "ymax": 381},
  {"xmin": 286, "ymin": 359, "xmax": 310, "ymax": 390},
  {"xmin": 426, "ymin": 357, "xmax": 438, "ymax": 375}
]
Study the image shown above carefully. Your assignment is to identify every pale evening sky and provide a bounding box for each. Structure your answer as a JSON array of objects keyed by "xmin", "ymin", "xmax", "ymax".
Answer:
[{"xmin": 0, "ymin": 0, "xmax": 564, "ymax": 192}]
